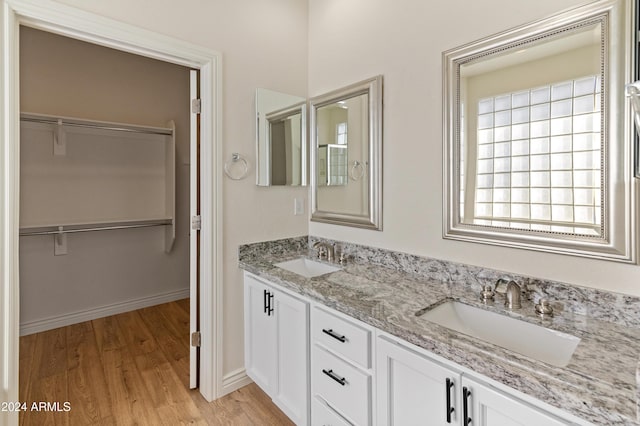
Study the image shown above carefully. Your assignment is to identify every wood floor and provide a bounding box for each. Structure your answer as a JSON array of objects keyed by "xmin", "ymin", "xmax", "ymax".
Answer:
[{"xmin": 19, "ymin": 299, "xmax": 294, "ymax": 425}]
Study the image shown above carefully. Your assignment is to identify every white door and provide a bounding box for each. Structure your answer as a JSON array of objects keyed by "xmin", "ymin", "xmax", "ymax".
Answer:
[
  {"xmin": 189, "ymin": 69, "xmax": 200, "ymax": 389},
  {"xmin": 461, "ymin": 376, "xmax": 568, "ymax": 426},
  {"xmin": 377, "ymin": 336, "xmax": 460, "ymax": 426}
]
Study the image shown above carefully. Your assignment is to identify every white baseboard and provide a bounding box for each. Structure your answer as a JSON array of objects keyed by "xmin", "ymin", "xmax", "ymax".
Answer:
[
  {"xmin": 20, "ymin": 288, "xmax": 190, "ymax": 336},
  {"xmin": 221, "ymin": 368, "xmax": 252, "ymax": 396}
]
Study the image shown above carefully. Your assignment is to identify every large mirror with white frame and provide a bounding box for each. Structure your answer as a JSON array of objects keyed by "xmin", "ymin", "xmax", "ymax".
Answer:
[
  {"xmin": 443, "ymin": 0, "xmax": 635, "ymax": 261},
  {"xmin": 310, "ymin": 76, "xmax": 383, "ymax": 230}
]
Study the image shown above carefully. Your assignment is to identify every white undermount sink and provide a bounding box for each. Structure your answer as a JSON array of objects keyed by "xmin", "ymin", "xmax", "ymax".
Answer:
[
  {"xmin": 274, "ymin": 257, "xmax": 341, "ymax": 278},
  {"xmin": 421, "ymin": 300, "xmax": 580, "ymax": 367}
]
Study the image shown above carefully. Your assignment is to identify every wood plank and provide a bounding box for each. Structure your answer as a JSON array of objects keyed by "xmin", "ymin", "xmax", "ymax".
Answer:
[
  {"xmin": 19, "ymin": 300, "xmax": 294, "ymax": 425},
  {"xmin": 34, "ymin": 328, "xmax": 67, "ymax": 379},
  {"xmin": 113, "ymin": 310, "xmax": 157, "ymax": 357},
  {"xmin": 66, "ymin": 322, "xmax": 113, "ymax": 425},
  {"xmin": 93, "ymin": 315, "xmax": 125, "ymax": 353},
  {"xmin": 238, "ymin": 383, "xmax": 295, "ymax": 426},
  {"xmin": 22, "ymin": 372, "xmax": 70, "ymax": 426},
  {"xmin": 100, "ymin": 346, "xmax": 164, "ymax": 426},
  {"xmin": 190, "ymin": 390, "xmax": 253, "ymax": 426},
  {"xmin": 157, "ymin": 300, "xmax": 190, "ymax": 335},
  {"xmin": 18, "ymin": 333, "xmax": 37, "ymax": 426},
  {"xmin": 138, "ymin": 303, "xmax": 190, "ymax": 388},
  {"xmin": 175, "ymin": 297, "xmax": 190, "ymax": 314}
]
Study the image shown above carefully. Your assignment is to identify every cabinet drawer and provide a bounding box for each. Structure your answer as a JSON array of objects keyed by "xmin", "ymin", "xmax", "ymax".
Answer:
[
  {"xmin": 312, "ymin": 306, "xmax": 372, "ymax": 368},
  {"xmin": 312, "ymin": 346, "xmax": 371, "ymax": 426},
  {"xmin": 312, "ymin": 397, "xmax": 353, "ymax": 426}
]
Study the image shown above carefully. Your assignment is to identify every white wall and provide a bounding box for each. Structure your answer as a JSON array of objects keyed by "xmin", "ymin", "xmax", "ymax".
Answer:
[
  {"xmin": 308, "ymin": 0, "xmax": 640, "ymax": 298},
  {"xmin": 50, "ymin": 0, "xmax": 309, "ymax": 382}
]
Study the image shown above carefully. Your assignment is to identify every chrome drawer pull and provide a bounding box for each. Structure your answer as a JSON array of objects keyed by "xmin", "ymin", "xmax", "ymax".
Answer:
[
  {"xmin": 322, "ymin": 328, "xmax": 346, "ymax": 343},
  {"xmin": 322, "ymin": 369, "xmax": 346, "ymax": 386}
]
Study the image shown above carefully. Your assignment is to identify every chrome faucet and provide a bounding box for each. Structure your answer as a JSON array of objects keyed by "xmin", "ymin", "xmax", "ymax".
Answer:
[
  {"xmin": 313, "ymin": 241, "xmax": 335, "ymax": 262},
  {"xmin": 495, "ymin": 278, "xmax": 522, "ymax": 310},
  {"xmin": 505, "ymin": 281, "xmax": 522, "ymax": 309}
]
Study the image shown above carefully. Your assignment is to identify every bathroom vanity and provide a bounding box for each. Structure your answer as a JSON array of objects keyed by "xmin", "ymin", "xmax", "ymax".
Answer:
[{"xmin": 239, "ymin": 237, "xmax": 640, "ymax": 426}]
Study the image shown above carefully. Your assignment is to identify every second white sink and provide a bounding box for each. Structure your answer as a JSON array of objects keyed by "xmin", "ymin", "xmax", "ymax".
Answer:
[
  {"xmin": 421, "ymin": 300, "xmax": 580, "ymax": 367},
  {"xmin": 274, "ymin": 257, "xmax": 341, "ymax": 278}
]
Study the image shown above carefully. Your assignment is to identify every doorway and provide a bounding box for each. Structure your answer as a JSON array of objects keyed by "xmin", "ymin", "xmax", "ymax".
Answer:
[
  {"xmin": 17, "ymin": 26, "xmax": 198, "ymax": 420},
  {"xmin": 0, "ymin": 2, "xmax": 223, "ymax": 422},
  {"xmin": 18, "ymin": 27, "xmax": 193, "ymax": 335}
]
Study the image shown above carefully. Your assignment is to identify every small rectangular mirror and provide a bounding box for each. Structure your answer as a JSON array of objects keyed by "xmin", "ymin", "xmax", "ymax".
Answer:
[
  {"xmin": 310, "ymin": 76, "xmax": 383, "ymax": 230},
  {"xmin": 255, "ymin": 88, "xmax": 306, "ymax": 186}
]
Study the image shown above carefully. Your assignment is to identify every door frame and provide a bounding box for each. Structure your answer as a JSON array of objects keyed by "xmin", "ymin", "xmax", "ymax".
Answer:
[{"xmin": 0, "ymin": 0, "xmax": 224, "ymax": 421}]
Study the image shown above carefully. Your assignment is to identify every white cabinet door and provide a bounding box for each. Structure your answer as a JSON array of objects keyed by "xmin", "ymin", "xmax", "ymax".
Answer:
[
  {"xmin": 461, "ymin": 376, "xmax": 569, "ymax": 426},
  {"xmin": 244, "ymin": 274, "xmax": 277, "ymax": 394},
  {"xmin": 244, "ymin": 273, "xmax": 309, "ymax": 425},
  {"xmin": 273, "ymin": 287, "xmax": 309, "ymax": 425},
  {"xmin": 377, "ymin": 336, "xmax": 460, "ymax": 426}
]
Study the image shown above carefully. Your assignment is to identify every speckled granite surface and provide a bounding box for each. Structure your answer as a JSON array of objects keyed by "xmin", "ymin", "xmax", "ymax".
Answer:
[{"xmin": 239, "ymin": 236, "xmax": 640, "ymax": 426}]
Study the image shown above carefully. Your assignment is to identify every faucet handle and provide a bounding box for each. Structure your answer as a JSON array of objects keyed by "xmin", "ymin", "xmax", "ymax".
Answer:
[
  {"xmin": 494, "ymin": 278, "xmax": 510, "ymax": 294},
  {"xmin": 480, "ymin": 285, "xmax": 495, "ymax": 302},
  {"xmin": 316, "ymin": 245, "xmax": 327, "ymax": 259},
  {"xmin": 535, "ymin": 298, "xmax": 554, "ymax": 317}
]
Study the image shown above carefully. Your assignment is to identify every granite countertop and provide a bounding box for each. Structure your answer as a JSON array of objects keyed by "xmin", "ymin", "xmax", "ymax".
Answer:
[{"xmin": 239, "ymin": 239, "xmax": 640, "ymax": 426}]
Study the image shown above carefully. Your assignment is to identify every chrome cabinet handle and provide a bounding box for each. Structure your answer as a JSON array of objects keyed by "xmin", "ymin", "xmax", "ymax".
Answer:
[
  {"xmin": 322, "ymin": 328, "xmax": 346, "ymax": 343},
  {"xmin": 322, "ymin": 369, "xmax": 346, "ymax": 386}
]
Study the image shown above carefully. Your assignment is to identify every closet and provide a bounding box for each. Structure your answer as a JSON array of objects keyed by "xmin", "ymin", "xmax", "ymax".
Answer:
[
  {"xmin": 20, "ymin": 113, "xmax": 176, "ymax": 252},
  {"xmin": 18, "ymin": 27, "xmax": 191, "ymax": 336}
]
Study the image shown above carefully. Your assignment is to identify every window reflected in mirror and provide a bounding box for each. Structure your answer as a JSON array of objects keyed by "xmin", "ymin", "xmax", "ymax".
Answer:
[
  {"xmin": 458, "ymin": 21, "xmax": 603, "ymax": 237},
  {"xmin": 463, "ymin": 75, "xmax": 602, "ymax": 236}
]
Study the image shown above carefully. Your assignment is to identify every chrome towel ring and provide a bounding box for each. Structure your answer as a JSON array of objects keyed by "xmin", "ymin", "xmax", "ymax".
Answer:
[
  {"xmin": 224, "ymin": 153, "xmax": 249, "ymax": 180},
  {"xmin": 350, "ymin": 160, "xmax": 365, "ymax": 181}
]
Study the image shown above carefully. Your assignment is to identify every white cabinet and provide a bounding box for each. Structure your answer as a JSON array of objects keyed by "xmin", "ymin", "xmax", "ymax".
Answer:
[
  {"xmin": 377, "ymin": 334, "xmax": 584, "ymax": 426},
  {"xmin": 311, "ymin": 306, "xmax": 374, "ymax": 425},
  {"xmin": 242, "ymin": 271, "xmax": 589, "ymax": 426},
  {"xmin": 377, "ymin": 336, "xmax": 460, "ymax": 426},
  {"xmin": 244, "ymin": 273, "xmax": 309, "ymax": 425},
  {"xmin": 461, "ymin": 375, "xmax": 569, "ymax": 426}
]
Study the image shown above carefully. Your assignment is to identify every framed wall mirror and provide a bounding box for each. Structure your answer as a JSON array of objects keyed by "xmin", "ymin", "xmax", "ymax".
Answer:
[
  {"xmin": 443, "ymin": 0, "xmax": 635, "ymax": 261},
  {"xmin": 310, "ymin": 76, "xmax": 383, "ymax": 230},
  {"xmin": 255, "ymin": 88, "xmax": 306, "ymax": 186}
]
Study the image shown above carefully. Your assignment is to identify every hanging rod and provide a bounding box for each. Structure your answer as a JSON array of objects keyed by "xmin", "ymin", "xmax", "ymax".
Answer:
[
  {"xmin": 20, "ymin": 113, "xmax": 173, "ymax": 136},
  {"xmin": 19, "ymin": 219, "xmax": 172, "ymax": 236}
]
